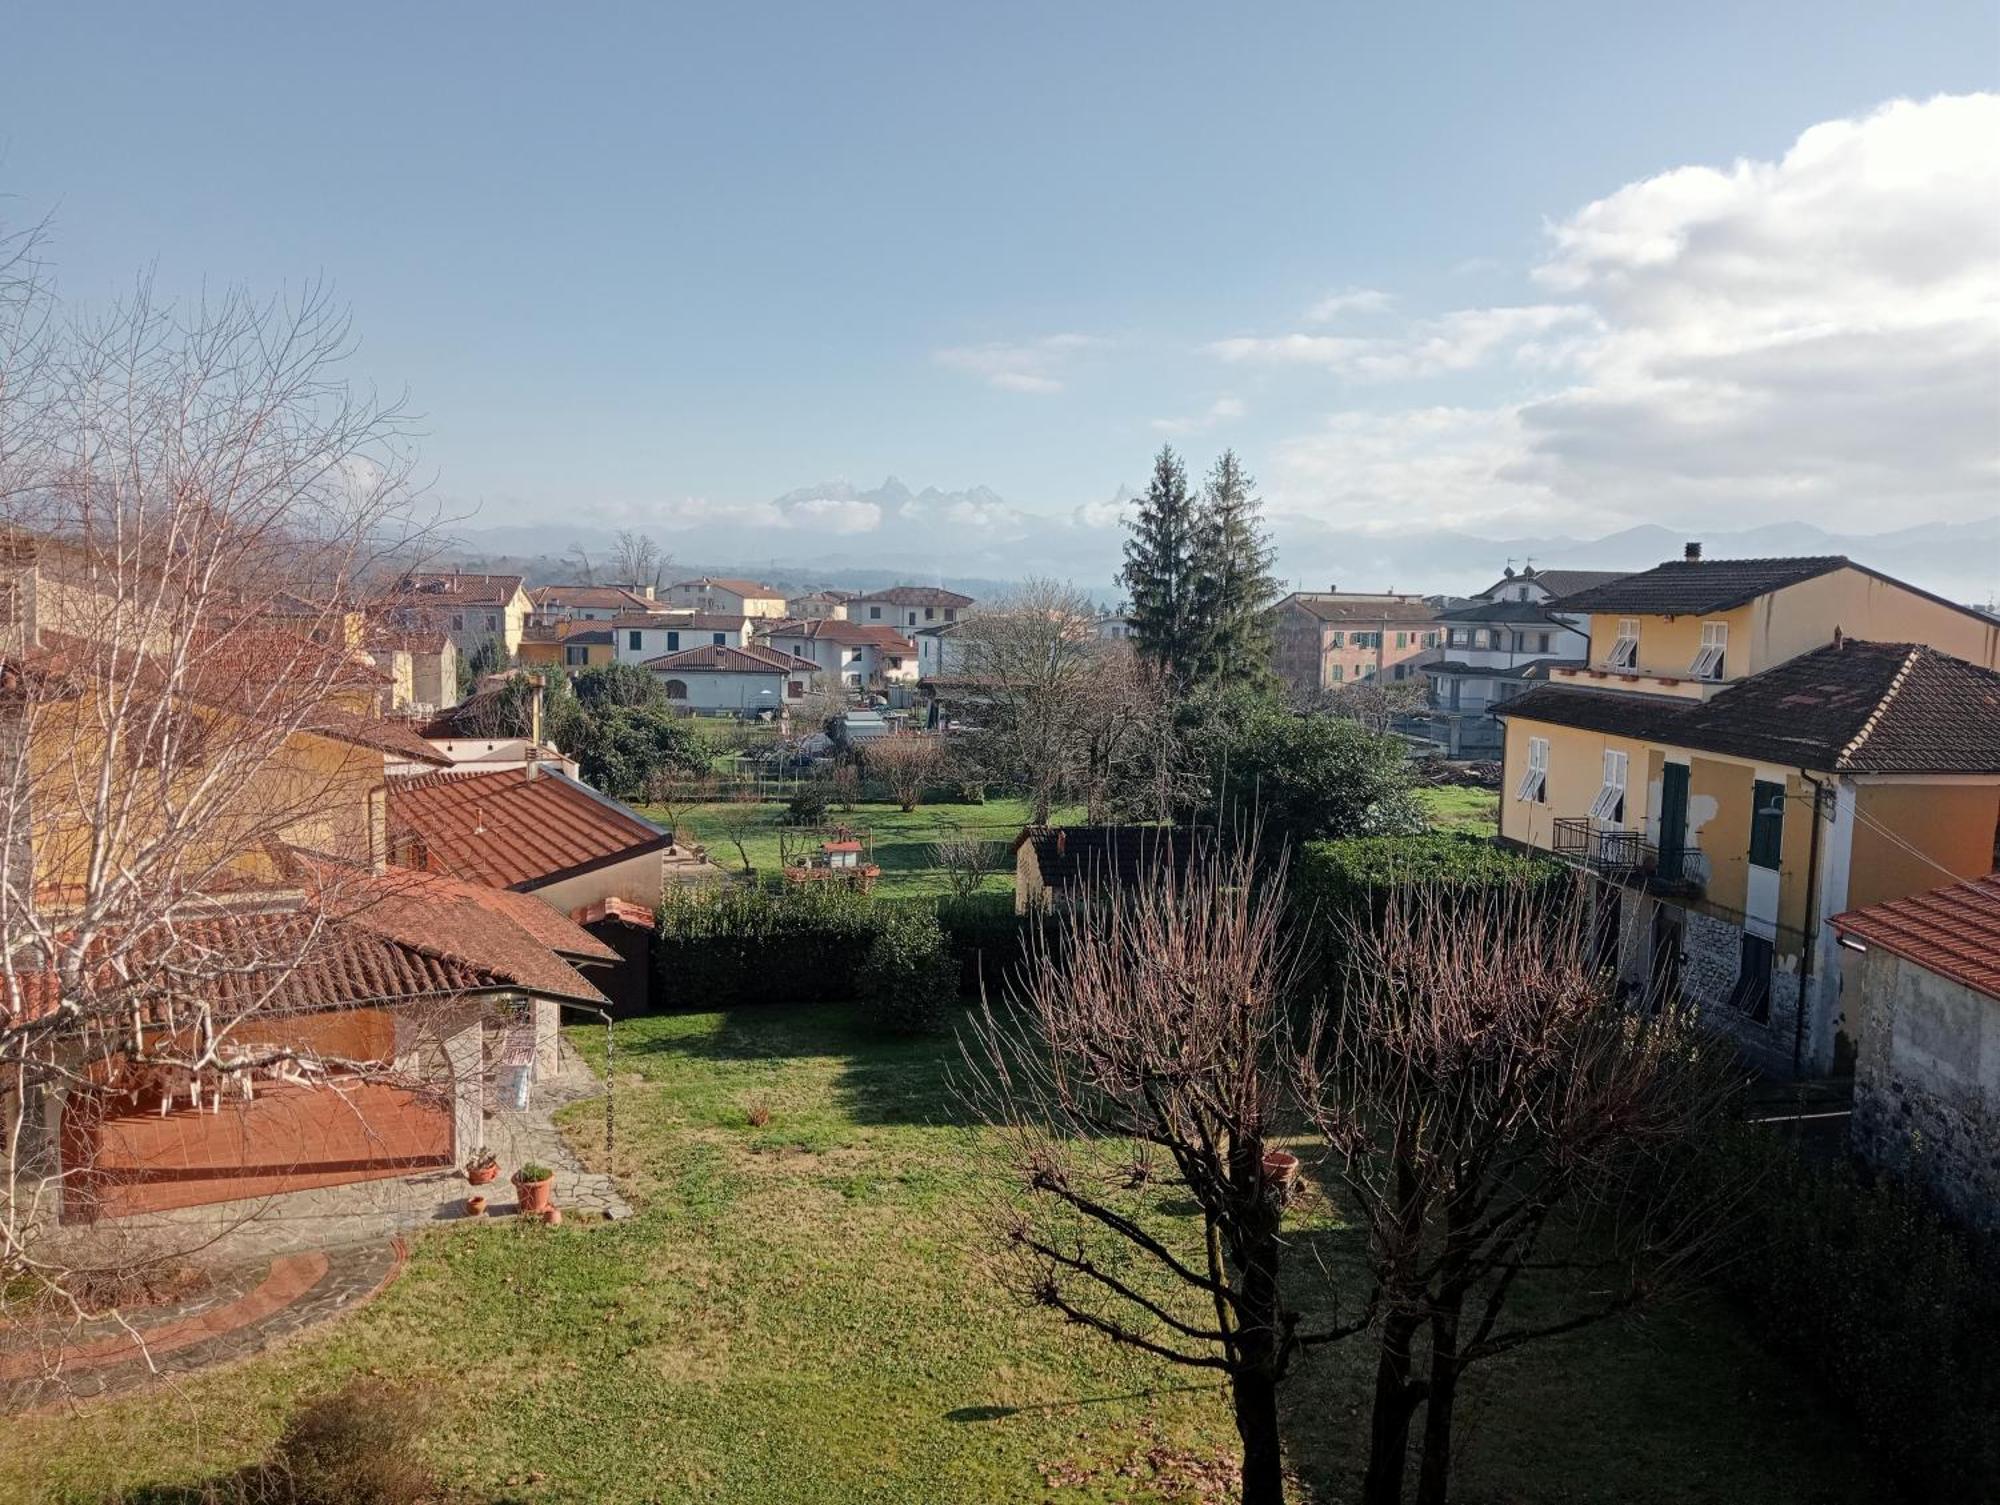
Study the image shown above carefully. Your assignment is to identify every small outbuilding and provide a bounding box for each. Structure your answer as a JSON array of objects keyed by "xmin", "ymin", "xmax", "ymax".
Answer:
[{"xmin": 1011, "ymin": 825, "xmax": 1205, "ymax": 914}]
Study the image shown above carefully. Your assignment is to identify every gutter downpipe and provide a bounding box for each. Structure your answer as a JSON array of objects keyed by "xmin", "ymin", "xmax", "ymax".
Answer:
[{"xmin": 1793, "ymin": 770, "xmax": 1831, "ymax": 1075}]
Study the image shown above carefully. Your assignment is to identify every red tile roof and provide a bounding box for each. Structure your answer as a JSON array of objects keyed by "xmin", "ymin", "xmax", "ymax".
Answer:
[
  {"xmin": 529, "ymin": 584, "xmax": 658, "ymax": 612},
  {"xmin": 394, "ymin": 572, "xmax": 526, "ymax": 607},
  {"xmin": 1274, "ymin": 592, "xmax": 1437, "ymax": 625},
  {"xmin": 603, "ymin": 611, "xmax": 749, "ymax": 631},
  {"xmin": 854, "ymin": 585, "xmax": 975, "ymax": 608},
  {"xmin": 571, "ymin": 896, "xmax": 657, "ymax": 930},
  {"xmin": 641, "ymin": 643, "xmax": 816, "ymax": 674},
  {"xmin": 669, "ymin": 576, "xmax": 783, "ymax": 598},
  {"xmin": 761, "ymin": 620, "xmax": 915, "ymax": 651},
  {"xmin": 1832, "ymin": 875, "xmax": 2000, "ymax": 1002},
  {"xmin": 387, "ymin": 767, "xmax": 670, "ymax": 891}
]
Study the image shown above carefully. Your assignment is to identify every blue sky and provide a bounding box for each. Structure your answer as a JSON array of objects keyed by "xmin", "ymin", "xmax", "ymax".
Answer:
[{"xmin": 4, "ymin": 3, "xmax": 1997, "ymax": 586}]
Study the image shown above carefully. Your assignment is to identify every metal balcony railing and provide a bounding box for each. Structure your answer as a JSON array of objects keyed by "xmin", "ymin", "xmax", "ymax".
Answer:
[{"xmin": 1550, "ymin": 818, "xmax": 1704, "ymax": 894}]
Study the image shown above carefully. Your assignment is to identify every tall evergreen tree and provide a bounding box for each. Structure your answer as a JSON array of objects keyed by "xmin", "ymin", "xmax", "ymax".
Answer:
[
  {"xmin": 1191, "ymin": 449, "xmax": 1279, "ymax": 686},
  {"xmin": 1121, "ymin": 445, "xmax": 1204, "ymax": 685}
]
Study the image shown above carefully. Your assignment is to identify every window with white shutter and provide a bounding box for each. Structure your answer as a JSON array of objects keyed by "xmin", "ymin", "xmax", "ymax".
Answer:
[
  {"xmin": 1589, "ymin": 749, "xmax": 1628, "ymax": 824},
  {"xmin": 1688, "ymin": 621, "xmax": 1727, "ymax": 680},
  {"xmin": 1514, "ymin": 737, "xmax": 1549, "ymax": 803},
  {"xmin": 1606, "ymin": 618, "xmax": 1639, "ymax": 669}
]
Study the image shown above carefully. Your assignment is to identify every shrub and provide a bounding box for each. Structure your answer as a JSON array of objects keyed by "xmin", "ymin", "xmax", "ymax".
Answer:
[
  {"xmin": 786, "ymin": 781, "xmax": 832, "ymax": 826},
  {"xmin": 514, "ymin": 1162, "xmax": 553, "ymax": 1184},
  {"xmin": 656, "ymin": 884, "xmax": 878, "ymax": 1007},
  {"xmin": 1292, "ymin": 832, "xmax": 1567, "ymax": 922},
  {"xmin": 858, "ymin": 904, "xmax": 956, "ymax": 1033},
  {"xmin": 263, "ymin": 1379, "xmax": 434, "ymax": 1505},
  {"xmin": 1693, "ymin": 1129, "xmax": 2000, "ymax": 1501},
  {"xmin": 933, "ymin": 891, "xmax": 1029, "ymax": 998},
  {"xmin": 1214, "ymin": 709, "xmax": 1424, "ymax": 844}
]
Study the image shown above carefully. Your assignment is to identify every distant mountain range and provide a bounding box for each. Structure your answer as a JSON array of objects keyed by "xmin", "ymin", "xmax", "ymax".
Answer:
[{"xmin": 435, "ymin": 478, "xmax": 2000, "ymax": 608}]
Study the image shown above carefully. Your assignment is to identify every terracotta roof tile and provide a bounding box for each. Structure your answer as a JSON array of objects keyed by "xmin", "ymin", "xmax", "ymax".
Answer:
[
  {"xmin": 761, "ymin": 620, "xmax": 915, "ymax": 651},
  {"xmin": 855, "ymin": 585, "xmax": 975, "ymax": 608},
  {"xmin": 641, "ymin": 643, "xmax": 815, "ymax": 673},
  {"xmin": 669, "ymin": 577, "xmax": 782, "ymax": 598},
  {"xmin": 572, "ymin": 896, "xmax": 657, "ymax": 930},
  {"xmin": 1273, "ymin": 593, "xmax": 1437, "ymax": 625},
  {"xmin": 387, "ymin": 767, "xmax": 669, "ymax": 891},
  {"xmin": 529, "ymin": 584, "xmax": 658, "ymax": 612},
  {"xmin": 394, "ymin": 572, "xmax": 526, "ymax": 607},
  {"xmin": 1833, "ymin": 875, "xmax": 2000, "ymax": 1002}
]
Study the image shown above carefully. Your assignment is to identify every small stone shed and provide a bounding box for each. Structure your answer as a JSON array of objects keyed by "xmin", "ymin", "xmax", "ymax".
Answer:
[{"xmin": 1832, "ymin": 873, "xmax": 2000, "ymax": 1230}]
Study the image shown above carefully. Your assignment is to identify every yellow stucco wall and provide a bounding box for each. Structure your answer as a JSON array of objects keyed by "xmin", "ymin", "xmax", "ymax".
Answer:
[
  {"xmin": 1847, "ymin": 783, "xmax": 2000, "ymax": 912},
  {"xmin": 1687, "ymin": 755, "xmax": 1754, "ymax": 913},
  {"xmin": 1750, "ymin": 569, "xmax": 2000, "ymax": 673},
  {"xmin": 1498, "ymin": 718, "xmax": 1650, "ymax": 848}
]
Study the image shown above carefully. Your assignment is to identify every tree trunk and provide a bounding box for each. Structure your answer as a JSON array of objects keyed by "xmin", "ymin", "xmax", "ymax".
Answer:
[
  {"xmin": 1362, "ymin": 1310, "xmax": 1425, "ymax": 1505},
  {"xmin": 1229, "ymin": 1147, "xmax": 1288, "ymax": 1504},
  {"xmin": 1415, "ymin": 1298, "xmax": 1464, "ymax": 1505},
  {"xmin": 1232, "ymin": 1366, "xmax": 1285, "ymax": 1505}
]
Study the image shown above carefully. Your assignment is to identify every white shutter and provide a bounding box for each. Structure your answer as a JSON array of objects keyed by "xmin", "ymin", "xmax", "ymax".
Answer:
[
  {"xmin": 1590, "ymin": 749, "xmax": 1627, "ymax": 823},
  {"xmin": 1514, "ymin": 736, "xmax": 1549, "ymax": 802},
  {"xmin": 1689, "ymin": 622, "xmax": 1727, "ymax": 679},
  {"xmin": 1606, "ymin": 618, "xmax": 1639, "ymax": 668}
]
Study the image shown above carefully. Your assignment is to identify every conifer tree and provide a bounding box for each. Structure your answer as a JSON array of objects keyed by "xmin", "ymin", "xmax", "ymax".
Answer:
[
  {"xmin": 1191, "ymin": 449, "xmax": 1279, "ymax": 686},
  {"xmin": 1121, "ymin": 445, "xmax": 1204, "ymax": 685}
]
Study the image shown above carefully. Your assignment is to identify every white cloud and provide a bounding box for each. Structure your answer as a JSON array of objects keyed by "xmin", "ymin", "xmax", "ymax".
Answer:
[
  {"xmin": 933, "ymin": 333, "xmax": 1101, "ymax": 394},
  {"xmin": 1258, "ymin": 93, "xmax": 2000, "ymax": 537},
  {"xmin": 1149, "ymin": 394, "xmax": 1248, "ymax": 434},
  {"xmin": 1305, "ymin": 287, "xmax": 1394, "ymax": 321}
]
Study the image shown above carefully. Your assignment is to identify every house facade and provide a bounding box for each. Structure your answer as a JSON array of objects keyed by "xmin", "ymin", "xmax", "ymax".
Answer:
[
  {"xmin": 607, "ymin": 612, "xmax": 750, "ymax": 665},
  {"xmin": 641, "ymin": 642, "xmax": 819, "ymax": 715},
  {"xmin": 848, "ymin": 586, "xmax": 973, "ymax": 632},
  {"xmin": 517, "ymin": 622, "xmax": 615, "ymax": 671},
  {"xmin": 785, "ymin": 589, "xmax": 851, "ymax": 621},
  {"xmin": 1422, "ymin": 567, "xmax": 1623, "ymax": 755},
  {"xmin": 1496, "ymin": 552, "xmax": 2000, "ymax": 1079},
  {"xmin": 527, "ymin": 584, "xmax": 660, "ymax": 622},
  {"xmin": 660, "ymin": 577, "xmax": 788, "ymax": 618},
  {"xmin": 1832, "ymin": 876, "xmax": 2000, "ymax": 1230},
  {"xmin": 1265, "ymin": 591, "xmax": 1441, "ymax": 699},
  {"xmin": 390, "ymin": 572, "xmax": 533, "ymax": 662},
  {"xmin": 758, "ymin": 619, "xmax": 917, "ymax": 690}
]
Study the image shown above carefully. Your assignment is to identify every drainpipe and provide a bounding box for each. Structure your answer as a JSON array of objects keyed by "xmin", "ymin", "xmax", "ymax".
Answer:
[
  {"xmin": 588, "ymin": 1006, "xmax": 616, "ymax": 1156},
  {"xmin": 1793, "ymin": 770, "xmax": 1831, "ymax": 1075}
]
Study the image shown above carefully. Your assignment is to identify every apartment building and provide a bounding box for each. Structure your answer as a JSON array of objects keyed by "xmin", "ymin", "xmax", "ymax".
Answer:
[{"xmin": 1265, "ymin": 590, "xmax": 1441, "ymax": 699}]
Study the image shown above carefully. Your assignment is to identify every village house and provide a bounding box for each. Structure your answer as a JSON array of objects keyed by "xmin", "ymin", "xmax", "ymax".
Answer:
[
  {"xmin": 1264, "ymin": 590, "xmax": 1442, "ymax": 700},
  {"xmin": 1832, "ymin": 875, "xmax": 2000, "ymax": 1230},
  {"xmin": 847, "ymin": 585, "xmax": 974, "ymax": 632},
  {"xmin": 784, "ymin": 589, "xmax": 852, "ymax": 621},
  {"xmin": 608, "ymin": 611, "xmax": 751, "ymax": 665},
  {"xmin": 913, "ymin": 619, "xmax": 970, "ymax": 681},
  {"xmin": 527, "ymin": 583, "xmax": 662, "ymax": 622},
  {"xmin": 516, "ymin": 621, "xmax": 615, "ymax": 672},
  {"xmin": 389, "ymin": 571, "xmax": 534, "ymax": 663},
  {"xmin": 1496, "ymin": 549, "xmax": 2000, "ymax": 1078},
  {"xmin": 1422, "ymin": 566, "xmax": 1625, "ymax": 755},
  {"xmin": 640, "ymin": 641, "xmax": 820, "ymax": 715},
  {"xmin": 757, "ymin": 618, "xmax": 917, "ymax": 690},
  {"xmin": 660, "ymin": 576, "xmax": 789, "ymax": 618}
]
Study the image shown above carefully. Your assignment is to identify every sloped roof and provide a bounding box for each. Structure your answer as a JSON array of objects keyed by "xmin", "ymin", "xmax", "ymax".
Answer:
[
  {"xmin": 1557, "ymin": 557, "xmax": 1850, "ymax": 615},
  {"xmin": 1435, "ymin": 600, "xmax": 1571, "ymax": 624},
  {"xmin": 1497, "ymin": 640, "xmax": 2000, "ymax": 774},
  {"xmin": 853, "ymin": 585, "xmax": 975, "ymax": 608},
  {"xmin": 1477, "ymin": 568, "xmax": 1627, "ymax": 600},
  {"xmin": 1272, "ymin": 593, "xmax": 1437, "ymax": 625},
  {"xmin": 1833, "ymin": 875, "xmax": 2000, "ymax": 1002},
  {"xmin": 669, "ymin": 576, "xmax": 783, "ymax": 598},
  {"xmin": 1424, "ymin": 659, "xmax": 1556, "ymax": 681},
  {"xmin": 388, "ymin": 767, "xmax": 671, "ymax": 891},
  {"xmin": 762, "ymin": 619, "xmax": 916, "ymax": 650},
  {"xmin": 641, "ymin": 643, "xmax": 816, "ymax": 674},
  {"xmin": 394, "ymin": 572, "xmax": 526, "ymax": 607},
  {"xmin": 572, "ymin": 896, "xmax": 657, "ymax": 930},
  {"xmin": 529, "ymin": 584, "xmax": 657, "ymax": 612},
  {"xmin": 603, "ymin": 612, "xmax": 748, "ymax": 632}
]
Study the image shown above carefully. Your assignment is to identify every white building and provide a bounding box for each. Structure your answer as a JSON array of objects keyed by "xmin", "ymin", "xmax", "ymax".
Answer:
[
  {"xmin": 914, "ymin": 621, "xmax": 971, "ymax": 680},
  {"xmin": 528, "ymin": 584, "xmax": 662, "ymax": 622},
  {"xmin": 848, "ymin": 585, "xmax": 974, "ymax": 633},
  {"xmin": 641, "ymin": 642, "xmax": 819, "ymax": 715},
  {"xmin": 758, "ymin": 619, "xmax": 917, "ymax": 689},
  {"xmin": 609, "ymin": 612, "xmax": 750, "ymax": 665}
]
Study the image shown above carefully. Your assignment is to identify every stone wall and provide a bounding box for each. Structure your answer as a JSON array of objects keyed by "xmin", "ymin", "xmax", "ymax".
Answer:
[{"xmin": 1850, "ymin": 948, "xmax": 2000, "ymax": 1232}]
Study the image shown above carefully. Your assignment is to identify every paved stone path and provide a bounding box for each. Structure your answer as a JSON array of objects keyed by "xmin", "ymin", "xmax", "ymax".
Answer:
[{"xmin": 0, "ymin": 1238, "xmax": 404, "ymax": 1411}]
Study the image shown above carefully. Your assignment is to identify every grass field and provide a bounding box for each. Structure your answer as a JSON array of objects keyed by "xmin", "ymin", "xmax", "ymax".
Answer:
[
  {"xmin": 8, "ymin": 1003, "xmax": 1878, "ymax": 1505},
  {"xmin": 1413, "ymin": 783, "xmax": 1500, "ymax": 836}
]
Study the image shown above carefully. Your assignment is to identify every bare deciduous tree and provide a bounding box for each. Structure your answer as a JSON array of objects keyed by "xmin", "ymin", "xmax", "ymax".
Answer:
[
  {"xmin": 864, "ymin": 733, "xmax": 943, "ymax": 813},
  {"xmin": 1296, "ymin": 883, "xmax": 1744, "ymax": 1505},
  {"xmin": 1301, "ymin": 677, "xmax": 1430, "ymax": 734},
  {"xmin": 928, "ymin": 819, "xmax": 993, "ymax": 899},
  {"xmin": 710, "ymin": 788, "xmax": 764, "ymax": 874},
  {"xmin": 963, "ymin": 835, "xmax": 1364, "ymax": 1505},
  {"xmin": 608, "ymin": 529, "xmax": 669, "ymax": 595}
]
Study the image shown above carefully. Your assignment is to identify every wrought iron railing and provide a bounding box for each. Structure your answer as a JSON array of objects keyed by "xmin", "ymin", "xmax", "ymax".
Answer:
[{"xmin": 1549, "ymin": 818, "xmax": 1703, "ymax": 893}]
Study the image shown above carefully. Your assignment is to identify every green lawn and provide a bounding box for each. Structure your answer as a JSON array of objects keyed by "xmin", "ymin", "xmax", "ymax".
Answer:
[
  {"xmin": 1415, "ymin": 783, "xmax": 1499, "ymax": 836},
  {"xmin": 8, "ymin": 1003, "xmax": 1878, "ymax": 1505},
  {"xmin": 649, "ymin": 795, "xmax": 1077, "ymax": 899}
]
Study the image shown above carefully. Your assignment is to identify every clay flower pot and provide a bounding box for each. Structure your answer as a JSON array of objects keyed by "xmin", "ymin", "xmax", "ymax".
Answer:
[
  {"xmin": 1261, "ymin": 1149, "xmax": 1301, "ymax": 1204},
  {"xmin": 513, "ymin": 1168, "xmax": 556, "ymax": 1216},
  {"xmin": 464, "ymin": 1195, "xmax": 488, "ymax": 1217},
  {"xmin": 466, "ymin": 1158, "xmax": 500, "ymax": 1186},
  {"xmin": 542, "ymin": 1207, "xmax": 563, "ymax": 1228}
]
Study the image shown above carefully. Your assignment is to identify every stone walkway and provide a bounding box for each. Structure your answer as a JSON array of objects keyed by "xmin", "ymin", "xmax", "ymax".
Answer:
[
  {"xmin": 2, "ymin": 1040, "xmax": 633, "ymax": 1408},
  {"xmin": 0, "ymin": 1238, "xmax": 405, "ymax": 1411}
]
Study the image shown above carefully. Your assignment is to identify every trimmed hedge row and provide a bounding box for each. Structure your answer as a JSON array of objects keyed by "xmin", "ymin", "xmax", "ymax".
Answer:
[
  {"xmin": 655, "ymin": 884, "xmax": 878, "ymax": 1008},
  {"xmin": 1291, "ymin": 831, "xmax": 1568, "ymax": 920}
]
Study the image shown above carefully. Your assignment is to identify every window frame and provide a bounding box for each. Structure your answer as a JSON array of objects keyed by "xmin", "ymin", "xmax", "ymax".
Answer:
[
  {"xmin": 1515, "ymin": 736, "xmax": 1549, "ymax": 803},
  {"xmin": 1749, "ymin": 780, "xmax": 1785, "ymax": 869},
  {"xmin": 1589, "ymin": 748, "xmax": 1628, "ymax": 824},
  {"xmin": 1689, "ymin": 621, "xmax": 1728, "ymax": 680},
  {"xmin": 1728, "ymin": 932, "xmax": 1774, "ymax": 1022},
  {"xmin": 1606, "ymin": 618, "xmax": 1639, "ymax": 669}
]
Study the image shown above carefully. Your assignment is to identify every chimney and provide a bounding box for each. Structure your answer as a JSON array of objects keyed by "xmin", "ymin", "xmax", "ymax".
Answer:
[
  {"xmin": 1328, "ymin": 582, "xmax": 1338, "ymax": 593},
  {"xmin": 1685, "ymin": 541, "xmax": 1702, "ymax": 561}
]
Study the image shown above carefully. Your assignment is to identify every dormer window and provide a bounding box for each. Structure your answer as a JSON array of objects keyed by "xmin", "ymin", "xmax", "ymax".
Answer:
[
  {"xmin": 1606, "ymin": 618, "xmax": 1639, "ymax": 669},
  {"xmin": 1689, "ymin": 622, "xmax": 1727, "ymax": 680},
  {"xmin": 1589, "ymin": 749, "xmax": 1628, "ymax": 825}
]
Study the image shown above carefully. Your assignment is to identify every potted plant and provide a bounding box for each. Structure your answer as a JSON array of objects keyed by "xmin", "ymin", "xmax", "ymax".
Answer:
[
  {"xmin": 513, "ymin": 1163, "xmax": 556, "ymax": 1216},
  {"xmin": 1261, "ymin": 1148, "xmax": 1301, "ymax": 1205},
  {"xmin": 542, "ymin": 1207, "xmax": 563, "ymax": 1228},
  {"xmin": 464, "ymin": 1194, "xmax": 488, "ymax": 1217},
  {"xmin": 464, "ymin": 1148, "xmax": 499, "ymax": 1186}
]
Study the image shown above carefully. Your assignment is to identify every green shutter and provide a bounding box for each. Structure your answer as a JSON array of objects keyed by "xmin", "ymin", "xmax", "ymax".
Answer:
[{"xmin": 1749, "ymin": 781, "xmax": 1785, "ymax": 869}]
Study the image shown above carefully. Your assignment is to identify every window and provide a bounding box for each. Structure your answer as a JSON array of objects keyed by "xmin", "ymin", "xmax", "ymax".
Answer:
[
  {"xmin": 565, "ymin": 645, "xmax": 588, "ymax": 666},
  {"xmin": 1327, "ymin": 631, "xmax": 1345, "ymax": 648},
  {"xmin": 662, "ymin": 678, "xmax": 688, "ymax": 701},
  {"xmin": 1535, "ymin": 632, "xmax": 1551, "ymax": 653},
  {"xmin": 944, "ymin": 608, "xmax": 957, "ymax": 622},
  {"xmin": 1689, "ymin": 622, "xmax": 1728, "ymax": 680},
  {"xmin": 907, "ymin": 612, "xmax": 917, "ymax": 626},
  {"xmin": 1329, "ymin": 664, "xmax": 1344, "ymax": 683},
  {"xmin": 1517, "ymin": 586, "xmax": 1531, "ymax": 601},
  {"xmin": 1515, "ymin": 737, "xmax": 1549, "ymax": 802},
  {"xmin": 1606, "ymin": 618, "xmax": 1639, "ymax": 669},
  {"xmin": 1728, "ymin": 933, "xmax": 1774, "ymax": 1022},
  {"xmin": 1449, "ymin": 629, "xmax": 1465, "ymax": 648},
  {"xmin": 924, "ymin": 607, "xmax": 934, "ymax": 621},
  {"xmin": 666, "ymin": 631, "xmax": 680, "ymax": 651},
  {"xmin": 712, "ymin": 632, "xmax": 726, "ymax": 645},
  {"xmin": 788, "ymin": 679, "xmax": 803, "ymax": 698},
  {"xmin": 1426, "ymin": 631, "xmax": 1439, "ymax": 648},
  {"xmin": 1590, "ymin": 749, "xmax": 1628, "ymax": 824},
  {"xmin": 628, "ymin": 630, "xmax": 643, "ymax": 651},
  {"xmin": 888, "ymin": 656, "xmax": 903, "ymax": 669},
  {"xmin": 1749, "ymin": 780, "xmax": 1785, "ymax": 869},
  {"xmin": 869, "ymin": 606, "xmax": 882, "ymax": 620},
  {"xmin": 1392, "ymin": 664, "xmax": 1406, "ymax": 680},
  {"xmin": 450, "ymin": 613, "xmax": 464, "ymax": 632},
  {"xmin": 1394, "ymin": 631, "xmax": 1408, "ymax": 649},
  {"xmin": 486, "ymin": 614, "xmax": 499, "ymax": 632}
]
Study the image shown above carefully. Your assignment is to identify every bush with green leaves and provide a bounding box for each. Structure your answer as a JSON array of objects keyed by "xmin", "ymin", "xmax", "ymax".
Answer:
[
  {"xmin": 1292, "ymin": 832, "xmax": 1566, "ymax": 918},
  {"xmin": 656, "ymin": 884, "xmax": 879, "ymax": 1007},
  {"xmin": 1213, "ymin": 706, "xmax": 1423, "ymax": 844},
  {"xmin": 857, "ymin": 903, "xmax": 956, "ymax": 1033},
  {"xmin": 568, "ymin": 703, "xmax": 709, "ymax": 801},
  {"xmin": 786, "ymin": 781, "xmax": 832, "ymax": 826},
  {"xmin": 933, "ymin": 891, "xmax": 1035, "ymax": 998},
  {"xmin": 571, "ymin": 660, "xmax": 667, "ymax": 710}
]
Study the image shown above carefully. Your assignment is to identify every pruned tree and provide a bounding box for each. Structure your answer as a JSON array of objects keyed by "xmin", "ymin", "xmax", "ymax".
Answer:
[
  {"xmin": 1305, "ymin": 676, "xmax": 1430, "ymax": 734},
  {"xmin": 711, "ymin": 788, "xmax": 765, "ymax": 874},
  {"xmin": 928, "ymin": 819, "xmax": 993, "ymax": 899},
  {"xmin": 962, "ymin": 834, "xmax": 1365, "ymax": 1505},
  {"xmin": 1296, "ymin": 883, "xmax": 1745, "ymax": 1505},
  {"xmin": 642, "ymin": 766, "xmax": 715, "ymax": 839},
  {"xmin": 952, "ymin": 580, "xmax": 1111, "ymax": 823},
  {"xmin": 0, "ymin": 224, "xmax": 442, "ymax": 1320},
  {"xmin": 608, "ymin": 529, "xmax": 669, "ymax": 595},
  {"xmin": 864, "ymin": 733, "xmax": 943, "ymax": 813}
]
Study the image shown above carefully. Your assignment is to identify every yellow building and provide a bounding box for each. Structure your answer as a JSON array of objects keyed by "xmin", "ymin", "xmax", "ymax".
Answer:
[
  {"xmin": 1498, "ymin": 551, "xmax": 2000, "ymax": 1078},
  {"xmin": 516, "ymin": 622, "xmax": 615, "ymax": 671}
]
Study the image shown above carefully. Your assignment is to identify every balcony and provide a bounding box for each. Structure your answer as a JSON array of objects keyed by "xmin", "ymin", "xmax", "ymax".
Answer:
[{"xmin": 1550, "ymin": 818, "xmax": 1704, "ymax": 894}]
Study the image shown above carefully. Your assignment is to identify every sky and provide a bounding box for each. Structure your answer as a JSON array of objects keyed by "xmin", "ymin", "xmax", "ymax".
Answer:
[{"xmin": 3, "ymin": 3, "xmax": 1997, "ymax": 589}]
